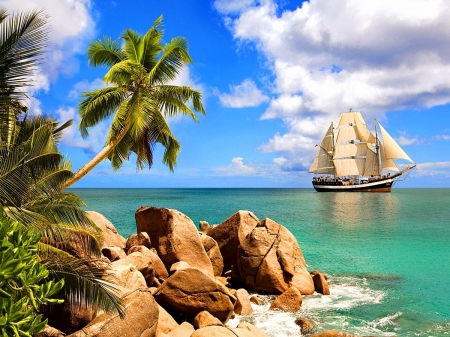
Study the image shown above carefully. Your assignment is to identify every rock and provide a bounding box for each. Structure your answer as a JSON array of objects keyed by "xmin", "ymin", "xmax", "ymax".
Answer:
[
  {"xmin": 35, "ymin": 325, "xmax": 65, "ymax": 337},
  {"xmin": 295, "ymin": 317, "xmax": 316, "ymax": 334},
  {"xmin": 87, "ymin": 211, "xmax": 126, "ymax": 248},
  {"xmin": 67, "ymin": 289, "xmax": 158, "ymax": 337},
  {"xmin": 310, "ymin": 331, "xmax": 362, "ymax": 337},
  {"xmin": 126, "ymin": 232, "xmax": 151, "ymax": 252},
  {"xmin": 230, "ymin": 327, "xmax": 258, "ymax": 337},
  {"xmin": 128, "ymin": 245, "xmax": 169, "ymax": 280},
  {"xmin": 167, "ymin": 322, "xmax": 195, "ymax": 337},
  {"xmin": 155, "ymin": 333, "xmax": 170, "ymax": 337},
  {"xmin": 234, "ymin": 288, "xmax": 253, "ymax": 315},
  {"xmin": 154, "ymin": 267, "xmax": 236, "ymax": 323},
  {"xmin": 102, "ymin": 246, "xmax": 126, "ymax": 262},
  {"xmin": 135, "ymin": 207, "xmax": 214, "ymax": 277},
  {"xmin": 156, "ymin": 304, "xmax": 179, "ymax": 334},
  {"xmin": 194, "ymin": 311, "xmax": 224, "ymax": 329},
  {"xmin": 169, "ymin": 261, "xmax": 191, "ymax": 274},
  {"xmin": 312, "ymin": 271, "xmax": 330, "ymax": 295},
  {"xmin": 105, "ymin": 263, "xmax": 147, "ymax": 291},
  {"xmin": 111, "ymin": 251, "xmax": 155, "ymax": 286},
  {"xmin": 191, "ymin": 326, "xmax": 236, "ymax": 337},
  {"xmin": 249, "ymin": 296, "xmax": 263, "ymax": 305},
  {"xmin": 238, "ymin": 217, "xmax": 315, "ymax": 294},
  {"xmin": 199, "ymin": 221, "xmax": 210, "ymax": 233},
  {"xmin": 41, "ymin": 302, "xmax": 97, "ymax": 335},
  {"xmin": 215, "ymin": 276, "xmax": 229, "ymax": 287},
  {"xmin": 199, "ymin": 233, "xmax": 224, "ymax": 276},
  {"xmin": 237, "ymin": 322, "xmax": 269, "ymax": 337},
  {"xmin": 204, "ymin": 211, "xmax": 259, "ymax": 273},
  {"xmin": 269, "ymin": 287, "xmax": 303, "ymax": 312}
]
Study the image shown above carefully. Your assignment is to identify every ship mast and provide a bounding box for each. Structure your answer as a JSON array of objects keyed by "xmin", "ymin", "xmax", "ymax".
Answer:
[
  {"xmin": 331, "ymin": 121, "xmax": 336, "ymax": 178},
  {"xmin": 374, "ymin": 118, "xmax": 381, "ymax": 177}
]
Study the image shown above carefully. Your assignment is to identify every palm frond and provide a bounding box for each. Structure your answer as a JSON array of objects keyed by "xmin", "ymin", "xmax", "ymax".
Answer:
[
  {"xmin": 121, "ymin": 28, "xmax": 142, "ymax": 63},
  {"xmin": 87, "ymin": 36, "xmax": 125, "ymax": 67}
]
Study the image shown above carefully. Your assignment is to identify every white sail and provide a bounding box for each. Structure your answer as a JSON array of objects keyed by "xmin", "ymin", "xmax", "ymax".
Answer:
[
  {"xmin": 309, "ymin": 124, "xmax": 334, "ymax": 174},
  {"xmin": 338, "ymin": 112, "xmax": 355, "ymax": 126},
  {"xmin": 380, "ymin": 143, "xmax": 400, "ymax": 171},
  {"xmin": 334, "ymin": 158, "xmax": 366, "ymax": 176},
  {"xmin": 336, "ymin": 125, "xmax": 358, "ymax": 145},
  {"xmin": 355, "ymin": 117, "xmax": 376, "ymax": 143},
  {"xmin": 379, "ymin": 124, "xmax": 414, "ymax": 163},
  {"xmin": 334, "ymin": 143, "xmax": 367, "ymax": 159},
  {"xmin": 364, "ymin": 145, "xmax": 379, "ymax": 176}
]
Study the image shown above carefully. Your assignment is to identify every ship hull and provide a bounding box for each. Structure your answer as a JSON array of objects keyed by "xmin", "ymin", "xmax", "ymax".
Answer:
[{"xmin": 312, "ymin": 176, "xmax": 396, "ymax": 192}]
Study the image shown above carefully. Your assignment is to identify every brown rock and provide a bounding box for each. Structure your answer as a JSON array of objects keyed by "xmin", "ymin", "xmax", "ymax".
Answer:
[
  {"xmin": 215, "ymin": 276, "xmax": 230, "ymax": 287},
  {"xmin": 249, "ymin": 296, "xmax": 263, "ymax": 305},
  {"xmin": 126, "ymin": 232, "xmax": 151, "ymax": 252},
  {"xmin": 238, "ymin": 218, "xmax": 315, "ymax": 295},
  {"xmin": 191, "ymin": 326, "xmax": 236, "ymax": 337},
  {"xmin": 199, "ymin": 221, "xmax": 210, "ymax": 233},
  {"xmin": 167, "ymin": 322, "xmax": 195, "ymax": 337},
  {"xmin": 199, "ymin": 233, "xmax": 224, "ymax": 276},
  {"xmin": 295, "ymin": 317, "xmax": 316, "ymax": 334},
  {"xmin": 154, "ymin": 267, "xmax": 236, "ymax": 323},
  {"xmin": 105, "ymin": 263, "xmax": 146, "ymax": 291},
  {"xmin": 155, "ymin": 333, "xmax": 170, "ymax": 337},
  {"xmin": 205, "ymin": 211, "xmax": 259, "ymax": 273},
  {"xmin": 310, "ymin": 331, "xmax": 362, "ymax": 337},
  {"xmin": 156, "ymin": 304, "xmax": 179, "ymax": 334},
  {"xmin": 312, "ymin": 271, "xmax": 330, "ymax": 295},
  {"xmin": 135, "ymin": 207, "xmax": 214, "ymax": 277},
  {"xmin": 87, "ymin": 211, "xmax": 126, "ymax": 248},
  {"xmin": 236, "ymin": 322, "xmax": 269, "ymax": 337},
  {"xmin": 194, "ymin": 311, "xmax": 224, "ymax": 329},
  {"xmin": 269, "ymin": 287, "xmax": 303, "ymax": 312},
  {"xmin": 34, "ymin": 325, "xmax": 65, "ymax": 337},
  {"xmin": 128, "ymin": 245, "xmax": 169, "ymax": 280},
  {"xmin": 234, "ymin": 288, "xmax": 253, "ymax": 315},
  {"xmin": 169, "ymin": 261, "xmax": 191, "ymax": 274},
  {"xmin": 101, "ymin": 246, "xmax": 126, "ymax": 262},
  {"xmin": 111, "ymin": 251, "xmax": 155, "ymax": 286},
  {"xmin": 230, "ymin": 327, "xmax": 257, "ymax": 337},
  {"xmin": 67, "ymin": 289, "xmax": 158, "ymax": 337}
]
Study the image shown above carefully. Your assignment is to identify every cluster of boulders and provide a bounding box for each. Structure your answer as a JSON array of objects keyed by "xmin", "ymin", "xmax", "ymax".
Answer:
[{"xmin": 39, "ymin": 207, "xmax": 383, "ymax": 337}]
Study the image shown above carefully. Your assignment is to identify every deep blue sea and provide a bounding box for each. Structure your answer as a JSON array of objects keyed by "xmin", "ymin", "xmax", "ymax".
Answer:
[{"xmin": 72, "ymin": 188, "xmax": 450, "ymax": 337}]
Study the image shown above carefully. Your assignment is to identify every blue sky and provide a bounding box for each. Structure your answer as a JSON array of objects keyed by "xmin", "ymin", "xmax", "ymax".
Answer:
[{"xmin": 4, "ymin": 0, "xmax": 450, "ymax": 187}]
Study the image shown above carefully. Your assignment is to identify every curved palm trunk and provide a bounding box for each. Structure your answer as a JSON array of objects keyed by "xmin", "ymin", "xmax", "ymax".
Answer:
[{"xmin": 62, "ymin": 128, "xmax": 127, "ymax": 190}]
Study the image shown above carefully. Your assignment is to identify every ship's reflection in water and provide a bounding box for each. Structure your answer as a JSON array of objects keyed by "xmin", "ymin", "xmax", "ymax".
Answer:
[{"xmin": 315, "ymin": 192, "xmax": 398, "ymax": 227}]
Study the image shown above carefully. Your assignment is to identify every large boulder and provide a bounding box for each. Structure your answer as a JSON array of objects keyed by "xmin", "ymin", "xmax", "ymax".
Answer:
[
  {"xmin": 111, "ymin": 251, "xmax": 155, "ymax": 286},
  {"xmin": 237, "ymin": 218, "xmax": 314, "ymax": 295},
  {"xmin": 203, "ymin": 211, "xmax": 259, "ymax": 272},
  {"xmin": 156, "ymin": 305, "xmax": 179, "ymax": 334},
  {"xmin": 128, "ymin": 245, "xmax": 169, "ymax": 280},
  {"xmin": 295, "ymin": 317, "xmax": 316, "ymax": 335},
  {"xmin": 154, "ymin": 267, "xmax": 236, "ymax": 323},
  {"xmin": 87, "ymin": 211, "xmax": 126, "ymax": 248},
  {"xmin": 194, "ymin": 311, "xmax": 223, "ymax": 329},
  {"xmin": 67, "ymin": 289, "xmax": 158, "ymax": 337},
  {"xmin": 105, "ymin": 263, "xmax": 147, "ymax": 291},
  {"xmin": 311, "ymin": 270, "xmax": 330, "ymax": 295},
  {"xmin": 269, "ymin": 287, "xmax": 302, "ymax": 312},
  {"xmin": 135, "ymin": 207, "xmax": 214, "ymax": 277},
  {"xmin": 199, "ymin": 233, "xmax": 224, "ymax": 276}
]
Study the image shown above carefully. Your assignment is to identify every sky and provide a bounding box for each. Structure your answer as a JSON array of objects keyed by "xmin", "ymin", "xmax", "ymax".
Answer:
[{"xmin": 3, "ymin": 0, "xmax": 450, "ymax": 188}]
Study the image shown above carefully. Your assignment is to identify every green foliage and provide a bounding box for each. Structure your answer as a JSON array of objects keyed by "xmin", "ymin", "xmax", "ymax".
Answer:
[{"xmin": 0, "ymin": 207, "xmax": 64, "ymax": 337}]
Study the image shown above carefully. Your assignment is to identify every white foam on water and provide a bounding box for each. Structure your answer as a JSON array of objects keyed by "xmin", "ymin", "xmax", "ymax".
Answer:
[{"xmin": 227, "ymin": 275, "xmax": 397, "ymax": 337}]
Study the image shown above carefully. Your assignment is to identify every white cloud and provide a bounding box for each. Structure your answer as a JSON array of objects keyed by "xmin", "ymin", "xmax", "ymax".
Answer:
[
  {"xmin": 55, "ymin": 106, "xmax": 108, "ymax": 153},
  {"xmin": 2, "ymin": 0, "xmax": 96, "ymax": 113},
  {"xmin": 396, "ymin": 134, "xmax": 421, "ymax": 146},
  {"xmin": 214, "ymin": 0, "xmax": 257, "ymax": 15},
  {"xmin": 215, "ymin": 0, "xmax": 450, "ymax": 169},
  {"xmin": 68, "ymin": 78, "xmax": 105, "ymax": 100},
  {"xmin": 212, "ymin": 157, "xmax": 257, "ymax": 176},
  {"xmin": 215, "ymin": 78, "xmax": 269, "ymax": 108},
  {"xmin": 415, "ymin": 161, "xmax": 450, "ymax": 177}
]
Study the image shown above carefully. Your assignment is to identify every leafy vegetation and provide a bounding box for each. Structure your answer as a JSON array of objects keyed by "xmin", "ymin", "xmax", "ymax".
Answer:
[
  {"xmin": 0, "ymin": 208, "xmax": 64, "ymax": 337},
  {"xmin": 63, "ymin": 15, "xmax": 206, "ymax": 188}
]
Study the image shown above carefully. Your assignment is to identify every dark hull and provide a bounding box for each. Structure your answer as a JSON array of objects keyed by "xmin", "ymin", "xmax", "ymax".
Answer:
[{"xmin": 312, "ymin": 175, "xmax": 397, "ymax": 192}]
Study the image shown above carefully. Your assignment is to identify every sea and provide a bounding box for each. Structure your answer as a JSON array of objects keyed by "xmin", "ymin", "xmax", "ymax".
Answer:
[{"xmin": 72, "ymin": 188, "xmax": 450, "ymax": 337}]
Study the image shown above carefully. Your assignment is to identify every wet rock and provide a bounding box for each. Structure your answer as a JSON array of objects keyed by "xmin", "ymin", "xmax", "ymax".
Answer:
[
  {"xmin": 269, "ymin": 287, "xmax": 302, "ymax": 312},
  {"xmin": 234, "ymin": 288, "xmax": 253, "ymax": 315},
  {"xmin": 311, "ymin": 271, "xmax": 330, "ymax": 295},
  {"xmin": 295, "ymin": 317, "xmax": 316, "ymax": 334},
  {"xmin": 249, "ymin": 296, "xmax": 263, "ymax": 305}
]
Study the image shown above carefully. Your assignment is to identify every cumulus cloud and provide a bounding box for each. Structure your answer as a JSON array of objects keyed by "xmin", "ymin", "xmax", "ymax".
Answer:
[
  {"xmin": 3, "ymin": 0, "xmax": 96, "ymax": 113},
  {"xmin": 68, "ymin": 78, "xmax": 105, "ymax": 100},
  {"xmin": 55, "ymin": 106, "xmax": 108, "ymax": 153},
  {"xmin": 212, "ymin": 157, "xmax": 257, "ymax": 176},
  {"xmin": 215, "ymin": 79, "xmax": 269, "ymax": 108},
  {"xmin": 415, "ymin": 161, "xmax": 450, "ymax": 177},
  {"xmin": 215, "ymin": 0, "xmax": 450, "ymax": 168}
]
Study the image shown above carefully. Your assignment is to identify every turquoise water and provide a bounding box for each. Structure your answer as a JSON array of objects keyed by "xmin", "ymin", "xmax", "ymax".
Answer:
[{"xmin": 72, "ymin": 188, "xmax": 450, "ymax": 336}]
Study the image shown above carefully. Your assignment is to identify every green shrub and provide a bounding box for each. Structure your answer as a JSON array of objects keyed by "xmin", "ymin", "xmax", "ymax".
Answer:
[{"xmin": 0, "ymin": 207, "xmax": 64, "ymax": 337}]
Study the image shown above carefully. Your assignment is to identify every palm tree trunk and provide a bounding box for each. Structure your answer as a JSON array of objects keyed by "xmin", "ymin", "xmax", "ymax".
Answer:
[{"xmin": 62, "ymin": 129, "xmax": 127, "ymax": 190}]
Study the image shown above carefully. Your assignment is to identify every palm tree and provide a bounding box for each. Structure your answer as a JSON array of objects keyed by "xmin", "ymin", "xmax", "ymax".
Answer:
[
  {"xmin": 0, "ymin": 8, "xmax": 124, "ymax": 319},
  {"xmin": 62, "ymin": 15, "xmax": 205, "ymax": 189}
]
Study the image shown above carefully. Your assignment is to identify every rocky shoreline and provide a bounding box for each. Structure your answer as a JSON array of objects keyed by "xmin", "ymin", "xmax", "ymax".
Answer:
[{"xmin": 39, "ymin": 207, "xmax": 393, "ymax": 337}]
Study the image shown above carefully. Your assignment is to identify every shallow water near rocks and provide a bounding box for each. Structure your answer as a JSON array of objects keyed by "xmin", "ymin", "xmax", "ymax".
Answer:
[{"xmin": 73, "ymin": 188, "xmax": 450, "ymax": 336}]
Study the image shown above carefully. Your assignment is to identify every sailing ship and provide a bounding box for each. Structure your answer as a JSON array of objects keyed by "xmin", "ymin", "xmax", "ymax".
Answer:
[{"xmin": 309, "ymin": 110, "xmax": 416, "ymax": 192}]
